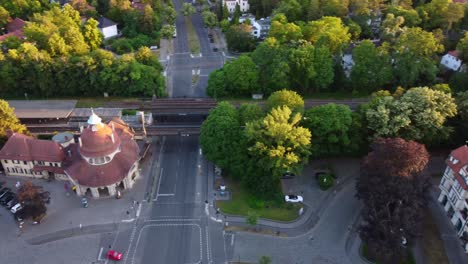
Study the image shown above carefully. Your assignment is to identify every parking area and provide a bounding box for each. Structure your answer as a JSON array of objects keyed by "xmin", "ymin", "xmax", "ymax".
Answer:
[{"xmin": 281, "ymin": 158, "xmax": 360, "ymax": 210}]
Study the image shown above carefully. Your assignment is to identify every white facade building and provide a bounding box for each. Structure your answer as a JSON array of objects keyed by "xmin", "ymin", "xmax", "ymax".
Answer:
[
  {"xmin": 438, "ymin": 145, "xmax": 468, "ymax": 253},
  {"xmin": 97, "ymin": 17, "xmax": 118, "ymax": 39},
  {"xmin": 223, "ymin": 0, "xmax": 249, "ymax": 13},
  {"xmin": 441, "ymin": 51, "xmax": 463, "ymax": 71}
]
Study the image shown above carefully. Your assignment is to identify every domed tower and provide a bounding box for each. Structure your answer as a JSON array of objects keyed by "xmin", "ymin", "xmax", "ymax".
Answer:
[
  {"xmin": 64, "ymin": 110, "xmax": 140, "ymax": 198},
  {"xmin": 78, "ymin": 110, "xmax": 121, "ymax": 165}
]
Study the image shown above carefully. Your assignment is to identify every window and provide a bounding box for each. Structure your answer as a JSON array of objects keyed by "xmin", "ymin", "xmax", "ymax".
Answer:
[
  {"xmin": 3, "ymin": 160, "xmax": 8, "ymax": 164},
  {"xmin": 23, "ymin": 161, "xmax": 27, "ymax": 165}
]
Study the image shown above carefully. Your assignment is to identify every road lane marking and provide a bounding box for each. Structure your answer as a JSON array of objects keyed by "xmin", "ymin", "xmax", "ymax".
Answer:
[
  {"xmin": 231, "ymin": 234, "xmax": 235, "ymax": 246},
  {"xmin": 157, "ymin": 193, "xmax": 175, "ymax": 196},
  {"xmin": 98, "ymin": 247, "xmax": 103, "ymax": 261},
  {"xmin": 154, "ymin": 167, "xmax": 164, "ymax": 201},
  {"xmin": 122, "ymin": 218, "xmax": 135, "ymax": 223},
  {"xmin": 131, "ymin": 224, "xmax": 203, "ymax": 264},
  {"xmin": 136, "ymin": 203, "xmax": 142, "ymax": 218},
  {"xmin": 205, "ymin": 228, "xmax": 212, "ymax": 263}
]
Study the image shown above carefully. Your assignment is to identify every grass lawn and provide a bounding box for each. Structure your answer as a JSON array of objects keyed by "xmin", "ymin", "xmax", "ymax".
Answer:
[
  {"xmin": 185, "ymin": 17, "xmax": 200, "ymax": 54},
  {"xmin": 217, "ymin": 180, "xmax": 301, "ymax": 222},
  {"xmin": 422, "ymin": 209, "xmax": 450, "ymax": 264}
]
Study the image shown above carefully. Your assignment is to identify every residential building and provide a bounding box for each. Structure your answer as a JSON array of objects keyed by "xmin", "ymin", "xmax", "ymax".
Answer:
[
  {"xmin": 441, "ymin": 51, "xmax": 463, "ymax": 72},
  {"xmin": 238, "ymin": 15, "xmax": 271, "ymax": 39},
  {"xmin": 223, "ymin": 0, "xmax": 249, "ymax": 13},
  {"xmin": 438, "ymin": 145, "xmax": 468, "ymax": 253},
  {"xmin": 0, "ymin": 18, "xmax": 25, "ymax": 42},
  {"xmin": 97, "ymin": 17, "xmax": 118, "ymax": 39},
  {"xmin": 0, "ymin": 111, "xmax": 140, "ymax": 199}
]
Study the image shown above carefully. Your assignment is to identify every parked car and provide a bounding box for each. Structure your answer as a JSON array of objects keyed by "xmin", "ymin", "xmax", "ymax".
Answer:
[
  {"xmin": 10, "ymin": 203, "xmax": 22, "ymax": 214},
  {"xmin": 1, "ymin": 192, "xmax": 15, "ymax": 205},
  {"xmin": 213, "ymin": 47, "xmax": 218, "ymax": 52},
  {"xmin": 81, "ymin": 197, "xmax": 88, "ymax": 208},
  {"xmin": 209, "ymin": 38, "xmax": 214, "ymax": 43},
  {"xmin": 14, "ymin": 211, "xmax": 24, "ymax": 222},
  {"xmin": 149, "ymin": 45, "xmax": 158, "ymax": 50},
  {"xmin": 285, "ymin": 194, "xmax": 303, "ymax": 203},
  {"xmin": 6, "ymin": 197, "xmax": 18, "ymax": 209},
  {"xmin": 107, "ymin": 250, "xmax": 123, "ymax": 261},
  {"xmin": 0, "ymin": 187, "xmax": 11, "ymax": 199},
  {"xmin": 281, "ymin": 172, "xmax": 296, "ymax": 179}
]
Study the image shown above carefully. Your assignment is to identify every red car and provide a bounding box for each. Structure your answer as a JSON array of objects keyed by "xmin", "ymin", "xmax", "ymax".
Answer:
[{"xmin": 107, "ymin": 250, "xmax": 123, "ymax": 261}]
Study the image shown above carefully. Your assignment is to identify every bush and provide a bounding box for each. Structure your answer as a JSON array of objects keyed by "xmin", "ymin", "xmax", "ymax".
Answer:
[
  {"xmin": 246, "ymin": 195, "xmax": 265, "ymax": 209},
  {"xmin": 113, "ymin": 38, "xmax": 134, "ymax": 54},
  {"xmin": 318, "ymin": 173, "xmax": 334, "ymax": 190}
]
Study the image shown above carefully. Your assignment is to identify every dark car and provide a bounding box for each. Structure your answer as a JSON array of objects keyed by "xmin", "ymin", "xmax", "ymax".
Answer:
[
  {"xmin": 213, "ymin": 47, "xmax": 218, "ymax": 52},
  {"xmin": 209, "ymin": 38, "xmax": 214, "ymax": 43},
  {"xmin": 6, "ymin": 197, "xmax": 18, "ymax": 209},
  {"xmin": 0, "ymin": 192, "xmax": 14, "ymax": 205},
  {"xmin": 281, "ymin": 172, "xmax": 296, "ymax": 179},
  {"xmin": 0, "ymin": 187, "xmax": 11, "ymax": 198}
]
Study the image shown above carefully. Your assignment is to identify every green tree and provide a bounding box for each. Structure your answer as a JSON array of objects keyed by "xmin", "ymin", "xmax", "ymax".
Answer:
[
  {"xmin": 288, "ymin": 43, "xmax": 315, "ymax": 93},
  {"xmin": 200, "ymin": 102, "xmax": 245, "ymax": 176},
  {"xmin": 223, "ymin": 55, "xmax": 259, "ymax": 96},
  {"xmin": 449, "ymin": 72, "xmax": 468, "ymax": 93},
  {"xmin": 225, "ymin": 24, "xmax": 256, "ymax": 52},
  {"xmin": 140, "ymin": 5, "xmax": 158, "ymax": 35},
  {"xmin": 160, "ymin": 24, "xmax": 175, "ymax": 39},
  {"xmin": 181, "ymin": 3, "xmax": 196, "ymax": 16},
  {"xmin": 222, "ymin": 4, "xmax": 229, "ymax": 20},
  {"xmin": 259, "ymin": 256, "xmax": 272, "ymax": 264},
  {"xmin": 245, "ymin": 106, "xmax": 311, "ymax": 197},
  {"xmin": 0, "ymin": 6, "xmax": 10, "ymax": 31},
  {"xmin": 246, "ymin": 210, "xmax": 259, "ymax": 226},
  {"xmin": 456, "ymin": 32, "xmax": 468, "ymax": 62},
  {"xmin": 303, "ymin": 103, "xmax": 354, "ymax": 157},
  {"xmin": 162, "ymin": 5, "xmax": 176, "ymax": 25},
  {"xmin": 239, "ymin": 103, "xmax": 264, "ymax": 124},
  {"xmin": 202, "ymin": 10, "xmax": 218, "ymax": 28},
  {"xmin": 303, "ymin": 16, "xmax": 350, "ymax": 54},
  {"xmin": 456, "ymin": 91, "xmax": 468, "ymax": 121},
  {"xmin": 0, "ymin": 99, "xmax": 29, "ymax": 142},
  {"xmin": 206, "ymin": 69, "xmax": 227, "ymax": 98},
  {"xmin": 82, "ymin": 18, "xmax": 103, "ymax": 50},
  {"xmin": 313, "ymin": 46, "xmax": 334, "ymax": 91},
  {"xmin": 0, "ymin": 0, "xmax": 51, "ymax": 19},
  {"xmin": 251, "ymin": 38, "xmax": 290, "ymax": 94},
  {"xmin": 307, "ymin": 0, "xmax": 321, "ymax": 20},
  {"xmin": 321, "ymin": 0, "xmax": 349, "ymax": 17},
  {"xmin": 381, "ymin": 13, "xmax": 406, "ymax": 42},
  {"xmin": 266, "ymin": 89, "xmax": 305, "ymax": 114},
  {"xmin": 269, "ymin": 14, "xmax": 302, "ymax": 44},
  {"xmin": 386, "ymin": 5, "xmax": 421, "ymax": 28},
  {"xmin": 274, "ymin": 0, "xmax": 303, "ymax": 22},
  {"xmin": 351, "ymin": 40, "xmax": 392, "ymax": 93},
  {"xmin": 364, "ymin": 87, "xmax": 457, "ymax": 145}
]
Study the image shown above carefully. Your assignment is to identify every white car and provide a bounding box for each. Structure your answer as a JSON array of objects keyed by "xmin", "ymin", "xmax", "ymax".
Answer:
[
  {"xmin": 285, "ymin": 195, "xmax": 303, "ymax": 203},
  {"xmin": 11, "ymin": 203, "xmax": 23, "ymax": 214}
]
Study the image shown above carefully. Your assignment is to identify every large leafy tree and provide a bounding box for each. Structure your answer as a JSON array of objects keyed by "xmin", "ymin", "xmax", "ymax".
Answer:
[
  {"xmin": 266, "ymin": 89, "xmax": 305, "ymax": 114},
  {"xmin": 356, "ymin": 138, "xmax": 430, "ymax": 264},
  {"xmin": 321, "ymin": 0, "xmax": 349, "ymax": 17},
  {"xmin": 288, "ymin": 42, "xmax": 315, "ymax": 93},
  {"xmin": 351, "ymin": 40, "xmax": 392, "ymax": 93},
  {"xmin": 274, "ymin": 0, "xmax": 303, "ymax": 22},
  {"xmin": 200, "ymin": 102, "xmax": 245, "ymax": 179},
  {"xmin": 82, "ymin": 18, "xmax": 103, "ymax": 50},
  {"xmin": 245, "ymin": 106, "xmax": 311, "ymax": 198},
  {"xmin": 269, "ymin": 14, "xmax": 303, "ymax": 44},
  {"xmin": 456, "ymin": 91, "xmax": 468, "ymax": 121},
  {"xmin": 223, "ymin": 55, "xmax": 259, "ymax": 96},
  {"xmin": 0, "ymin": 99, "xmax": 29, "ymax": 143},
  {"xmin": 303, "ymin": 16, "xmax": 350, "ymax": 54},
  {"xmin": 225, "ymin": 24, "xmax": 256, "ymax": 52},
  {"xmin": 303, "ymin": 103, "xmax": 353, "ymax": 157},
  {"xmin": 364, "ymin": 87, "xmax": 457, "ymax": 145},
  {"xmin": 238, "ymin": 103, "xmax": 264, "ymax": 125},
  {"xmin": 0, "ymin": 6, "xmax": 10, "ymax": 31},
  {"xmin": 181, "ymin": 2, "xmax": 196, "ymax": 16},
  {"xmin": 313, "ymin": 46, "xmax": 334, "ymax": 91},
  {"xmin": 202, "ymin": 11, "xmax": 217, "ymax": 28},
  {"xmin": 251, "ymin": 38, "xmax": 290, "ymax": 94},
  {"xmin": 17, "ymin": 181, "xmax": 49, "ymax": 220},
  {"xmin": 0, "ymin": 0, "xmax": 50, "ymax": 19},
  {"xmin": 456, "ymin": 32, "xmax": 468, "ymax": 62}
]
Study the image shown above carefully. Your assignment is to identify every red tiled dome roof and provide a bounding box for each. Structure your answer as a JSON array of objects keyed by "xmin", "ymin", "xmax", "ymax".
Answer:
[{"xmin": 79, "ymin": 123, "xmax": 121, "ymax": 158}]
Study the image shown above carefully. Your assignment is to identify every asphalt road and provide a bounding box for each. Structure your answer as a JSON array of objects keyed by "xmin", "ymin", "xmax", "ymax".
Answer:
[
  {"xmin": 169, "ymin": 0, "xmax": 224, "ymax": 98},
  {"xmin": 119, "ymin": 135, "xmax": 227, "ymax": 264}
]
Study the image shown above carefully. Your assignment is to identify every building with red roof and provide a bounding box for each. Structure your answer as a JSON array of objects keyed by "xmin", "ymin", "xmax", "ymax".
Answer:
[
  {"xmin": 438, "ymin": 145, "xmax": 468, "ymax": 253},
  {"xmin": 0, "ymin": 111, "xmax": 140, "ymax": 199},
  {"xmin": 0, "ymin": 18, "xmax": 25, "ymax": 42}
]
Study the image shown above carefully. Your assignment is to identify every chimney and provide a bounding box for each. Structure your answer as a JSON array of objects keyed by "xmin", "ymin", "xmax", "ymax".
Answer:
[{"xmin": 78, "ymin": 137, "xmax": 82, "ymax": 147}]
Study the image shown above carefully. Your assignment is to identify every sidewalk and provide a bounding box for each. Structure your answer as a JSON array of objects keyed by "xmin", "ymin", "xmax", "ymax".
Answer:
[{"xmin": 209, "ymin": 158, "xmax": 360, "ymax": 237}]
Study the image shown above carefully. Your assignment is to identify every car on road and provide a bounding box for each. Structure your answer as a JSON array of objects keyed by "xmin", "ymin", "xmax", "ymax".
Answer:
[
  {"xmin": 281, "ymin": 172, "xmax": 296, "ymax": 179},
  {"xmin": 285, "ymin": 194, "xmax": 303, "ymax": 203},
  {"xmin": 213, "ymin": 47, "xmax": 218, "ymax": 52},
  {"xmin": 107, "ymin": 250, "xmax": 123, "ymax": 261}
]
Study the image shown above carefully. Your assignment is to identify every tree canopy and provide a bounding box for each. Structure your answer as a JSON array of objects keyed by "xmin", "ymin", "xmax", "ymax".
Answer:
[
  {"xmin": 0, "ymin": 100, "xmax": 29, "ymax": 143},
  {"xmin": 266, "ymin": 89, "xmax": 305, "ymax": 114}
]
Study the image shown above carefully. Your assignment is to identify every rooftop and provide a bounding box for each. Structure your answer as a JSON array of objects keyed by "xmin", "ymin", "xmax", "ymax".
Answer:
[
  {"xmin": 97, "ymin": 17, "xmax": 117, "ymax": 28},
  {"xmin": 7, "ymin": 100, "xmax": 77, "ymax": 119}
]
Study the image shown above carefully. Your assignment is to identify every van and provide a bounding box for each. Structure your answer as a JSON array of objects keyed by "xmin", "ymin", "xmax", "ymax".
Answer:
[{"xmin": 10, "ymin": 203, "xmax": 22, "ymax": 214}]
